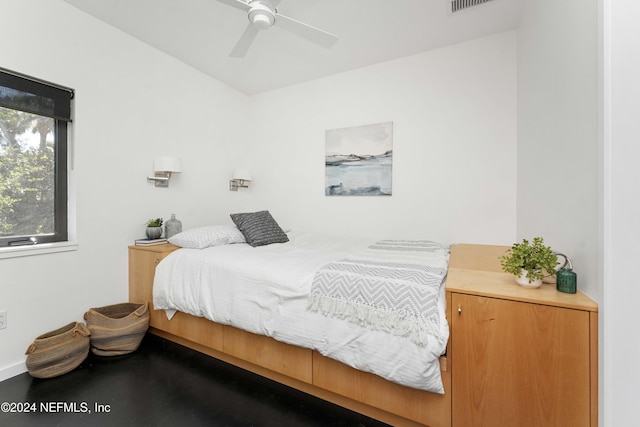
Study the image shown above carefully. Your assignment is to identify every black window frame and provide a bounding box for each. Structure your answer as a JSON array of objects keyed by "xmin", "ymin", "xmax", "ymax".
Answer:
[{"xmin": 0, "ymin": 68, "xmax": 73, "ymax": 248}]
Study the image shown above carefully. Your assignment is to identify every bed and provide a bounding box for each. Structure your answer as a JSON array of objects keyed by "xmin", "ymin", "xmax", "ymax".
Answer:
[
  {"xmin": 153, "ymin": 231, "xmax": 449, "ymax": 393},
  {"xmin": 128, "ymin": 219, "xmax": 453, "ymax": 427}
]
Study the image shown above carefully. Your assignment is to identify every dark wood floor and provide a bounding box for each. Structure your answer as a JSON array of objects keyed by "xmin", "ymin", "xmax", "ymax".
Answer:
[{"xmin": 0, "ymin": 334, "xmax": 390, "ymax": 427}]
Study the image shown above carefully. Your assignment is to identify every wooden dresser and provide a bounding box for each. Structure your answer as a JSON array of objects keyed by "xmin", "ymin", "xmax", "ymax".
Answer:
[{"xmin": 446, "ymin": 244, "xmax": 598, "ymax": 427}]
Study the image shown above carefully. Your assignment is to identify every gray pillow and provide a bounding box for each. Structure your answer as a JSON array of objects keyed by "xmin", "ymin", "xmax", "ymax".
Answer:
[{"xmin": 230, "ymin": 210, "xmax": 289, "ymax": 247}]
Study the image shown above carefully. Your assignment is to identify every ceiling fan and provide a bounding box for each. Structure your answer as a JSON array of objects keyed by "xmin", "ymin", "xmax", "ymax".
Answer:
[{"xmin": 216, "ymin": 0, "xmax": 339, "ymax": 57}]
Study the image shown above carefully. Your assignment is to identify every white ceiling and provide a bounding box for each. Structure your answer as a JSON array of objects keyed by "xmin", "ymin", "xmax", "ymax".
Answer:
[{"xmin": 62, "ymin": 0, "xmax": 523, "ymax": 95}]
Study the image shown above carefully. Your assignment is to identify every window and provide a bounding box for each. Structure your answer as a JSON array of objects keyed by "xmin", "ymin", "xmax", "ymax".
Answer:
[{"xmin": 0, "ymin": 68, "xmax": 73, "ymax": 248}]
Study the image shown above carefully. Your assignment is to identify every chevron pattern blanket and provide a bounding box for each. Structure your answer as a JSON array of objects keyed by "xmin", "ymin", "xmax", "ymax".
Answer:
[{"xmin": 307, "ymin": 240, "xmax": 450, "ymax": 347}]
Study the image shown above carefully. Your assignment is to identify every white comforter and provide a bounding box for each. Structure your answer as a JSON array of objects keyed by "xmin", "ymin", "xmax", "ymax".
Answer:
[{"xmin": 153, "ymin": 232, "xmax": 449, "ymax": 393}]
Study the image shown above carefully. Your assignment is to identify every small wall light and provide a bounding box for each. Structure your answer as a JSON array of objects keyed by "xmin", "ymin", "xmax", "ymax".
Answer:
[
  {"xmin": 147, "ymin": 156, "xmax": 182, "ymax": 187},
  {"xmin": 229, "ymin": 169, "xmax": 252, "ymax": 191}
]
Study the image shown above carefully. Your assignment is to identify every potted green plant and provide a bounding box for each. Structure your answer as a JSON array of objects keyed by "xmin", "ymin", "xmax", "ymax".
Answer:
[
  {"xmin": 145, "ymin": 218, "xmax": 163, "ymax": 239},
  {"xmin": 499, "ymin": 237, "xmax": 559, "ymax": 288}
]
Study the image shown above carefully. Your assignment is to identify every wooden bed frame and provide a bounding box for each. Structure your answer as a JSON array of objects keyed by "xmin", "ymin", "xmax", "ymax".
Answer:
[
  {"xmin": 129, "ymin": 243, "xmax": 451, "ymax": 427},
  {"xmin": 129, "ymin": 243, "xmax": 598, "ymax": 427}
]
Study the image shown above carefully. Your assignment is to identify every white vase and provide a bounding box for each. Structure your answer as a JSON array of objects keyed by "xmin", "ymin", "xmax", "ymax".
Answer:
[{"xmin": 515, "ymin": 269, "xmax": 543, "ymax": 288}]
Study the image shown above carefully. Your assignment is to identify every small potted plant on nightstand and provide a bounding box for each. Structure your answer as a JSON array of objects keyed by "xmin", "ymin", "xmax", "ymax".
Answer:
[
  {"xmin": 145, "ymin": 218, "xmax": 163, "ymax": 239},
  {"xmin": 499, "ymin": 237, "xmax": 559, "ymax": 288}
]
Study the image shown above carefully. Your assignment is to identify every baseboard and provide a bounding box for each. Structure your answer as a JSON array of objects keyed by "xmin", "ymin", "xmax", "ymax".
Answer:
[{"xmin": 0, "ymin": 361, "xmax": 27, "ymax": 382}]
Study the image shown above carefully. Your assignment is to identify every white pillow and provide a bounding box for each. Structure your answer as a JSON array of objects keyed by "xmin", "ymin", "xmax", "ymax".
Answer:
[{"xmin": 168, "ymin": 225, "xmax": 246, "ymax": 249}]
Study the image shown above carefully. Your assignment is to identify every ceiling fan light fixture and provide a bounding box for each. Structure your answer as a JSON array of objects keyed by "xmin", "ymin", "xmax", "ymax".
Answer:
[
  {"xmin": 248, "ymin": 3, "xmax": 275, "ymax": 29},
  {"xmin": 220, "ymin": 0, "xmax": 339, "ymax": 58}
]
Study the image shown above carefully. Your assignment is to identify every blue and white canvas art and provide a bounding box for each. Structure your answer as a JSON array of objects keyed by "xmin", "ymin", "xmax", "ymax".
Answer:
[{"xmin": 325, "ymin": 122, "xmax": 393, "ymax": 196}]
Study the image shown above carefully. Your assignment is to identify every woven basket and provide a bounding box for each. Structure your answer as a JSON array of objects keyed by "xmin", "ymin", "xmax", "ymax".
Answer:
[
  {"xmin": 84, "ymin": 302, "xmax": 149, "ymax": 356},
  {"xmin": 25, "ymin": 322, "xmax": 90, "ymax": 379}
]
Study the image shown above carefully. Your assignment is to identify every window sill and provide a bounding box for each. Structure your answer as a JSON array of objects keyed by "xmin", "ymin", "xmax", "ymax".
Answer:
[{"xmin": 0, "ymin": 241, "xmax": 78, "ymax": 260}]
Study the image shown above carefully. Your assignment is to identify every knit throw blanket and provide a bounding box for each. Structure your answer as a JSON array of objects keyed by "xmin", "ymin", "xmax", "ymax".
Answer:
[{"xmin": 307, "ymin": 240, "xmax": 450, "ymax": 347}]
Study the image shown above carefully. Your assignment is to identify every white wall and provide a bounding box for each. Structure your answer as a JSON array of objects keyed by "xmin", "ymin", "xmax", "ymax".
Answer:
[
  {"xmin": 604, "ymin": 2, "xmax": 640, "ymax": 425},
  {"xmin": 0, "ymin": 0, "xmax": 248, "ymax": 379},
  {"xmin": 244, "ymin": 32, "xmax": 518, "ymax": 246},
  {"xmin": 517, "ymin": 0, "xmax": 600, "ymax": 300},
  {"xmin": 517, "ymin": 0, "xmax": 605, "ymax": 424}
]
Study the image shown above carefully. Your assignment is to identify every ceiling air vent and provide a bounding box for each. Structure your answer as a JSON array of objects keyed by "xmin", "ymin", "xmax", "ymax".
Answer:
[{"xmin": 451, "ymin": 0, "xmax": 496, "ymax": 13}]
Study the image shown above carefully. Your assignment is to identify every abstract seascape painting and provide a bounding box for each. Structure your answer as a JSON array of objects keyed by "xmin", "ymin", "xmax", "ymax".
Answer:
[{"xmin": 325, "ymin": 122, "xmax": 393, "ymax": 196}]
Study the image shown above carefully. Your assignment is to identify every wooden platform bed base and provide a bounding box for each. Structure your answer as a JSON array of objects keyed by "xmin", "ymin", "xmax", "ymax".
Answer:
[
  {"xmin": 145, "ymin": 311, "xmax": 451, "ymax": 427},
  {"xmin": 129, "ymin": 244, "xmax": 452, "ymax": 427}
]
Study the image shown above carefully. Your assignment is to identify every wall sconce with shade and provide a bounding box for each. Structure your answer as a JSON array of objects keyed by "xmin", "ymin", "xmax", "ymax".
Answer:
[
  {"xmin": 147, "ymin": 156, "xmax": 182, "ymax": 187},
  {"xmin": 229, "ymin": 169, "xmax": 252, "ymax": 191}
]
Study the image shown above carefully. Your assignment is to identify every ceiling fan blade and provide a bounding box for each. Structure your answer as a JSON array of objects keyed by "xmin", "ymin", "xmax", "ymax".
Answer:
[
  {"xmin": 275, "ymin": 14, "xmax": 338, "ymax": 49},
  {"xmin": 215, "ymin": 0, "xmax": 251, "ymax": 12},
  {"xmin": 229, "ymin": 24, "xmax": 260, "ymax": 57}
]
